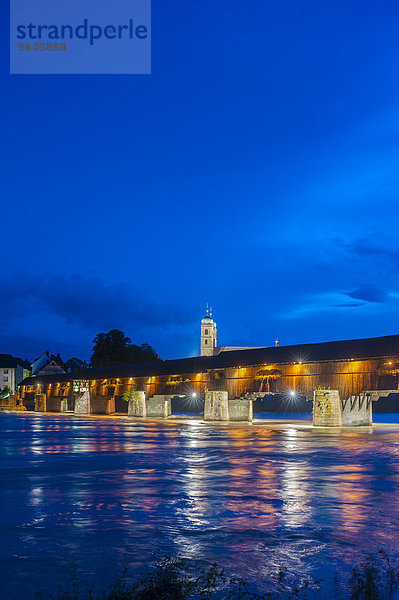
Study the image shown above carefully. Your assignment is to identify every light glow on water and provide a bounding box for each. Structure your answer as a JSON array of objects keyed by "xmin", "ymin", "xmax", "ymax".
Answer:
[{"xmin": 1, "ymin": 412, "xmax": 399, "ymax": 598}]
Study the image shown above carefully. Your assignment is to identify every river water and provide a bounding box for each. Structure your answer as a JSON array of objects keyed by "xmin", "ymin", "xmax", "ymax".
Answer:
[{"xmin": 1, "ymin": 411, "xmax": 399, "ymax": 599}]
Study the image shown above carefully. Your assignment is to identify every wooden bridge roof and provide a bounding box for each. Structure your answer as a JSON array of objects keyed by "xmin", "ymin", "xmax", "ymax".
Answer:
[{"xmin": 19, "ymin": 333, "xmax": 399, "ymax": 387}]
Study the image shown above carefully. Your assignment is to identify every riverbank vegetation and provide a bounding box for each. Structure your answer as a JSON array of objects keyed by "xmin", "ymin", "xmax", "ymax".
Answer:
[{"xmin": 44, "ymin": 551, "xmax": 399, "ymax": 600}]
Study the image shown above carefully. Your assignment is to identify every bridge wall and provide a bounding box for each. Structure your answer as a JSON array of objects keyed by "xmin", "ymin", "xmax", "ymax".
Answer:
[
  {"xmin": 22, "ymin": 357, "xmax": 398, "ymax": 411},
  {"xmin": 145, "ymin": 359, "xmax": 395, "ymax": 402}
]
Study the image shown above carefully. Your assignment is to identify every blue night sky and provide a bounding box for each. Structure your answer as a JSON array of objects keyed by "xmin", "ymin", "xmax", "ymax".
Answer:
[{"xmin": 1, "ymin": 0, "xmax": 399, "ymax": 362}]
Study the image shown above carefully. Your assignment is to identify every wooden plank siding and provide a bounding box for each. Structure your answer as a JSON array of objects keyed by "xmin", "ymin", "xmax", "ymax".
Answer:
[
  {"xmin": 28, "ymin": 358, "xmax": 398, "ymax": 403},
  {"xmin": 19, "ymin": 333, "xmax": 399, "ymax": 405}
]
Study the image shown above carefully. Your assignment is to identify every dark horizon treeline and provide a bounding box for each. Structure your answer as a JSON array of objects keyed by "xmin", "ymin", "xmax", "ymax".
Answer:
[
  {"xmin": 29, "ymin": 329, "xmax": 160, "ymax": 372},
  {"xmin": 90, "ymin": 329, "xmax": 160, "ymax": 367}
]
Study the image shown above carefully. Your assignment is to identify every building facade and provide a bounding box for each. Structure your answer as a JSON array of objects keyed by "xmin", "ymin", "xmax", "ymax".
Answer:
[
  {"xmin": 31, "ymin": 352, "xmax": 65, "ymax": 376},
  {"xmin": 0, "ymin": 355, "xmax": 30, "ymax": 394}
]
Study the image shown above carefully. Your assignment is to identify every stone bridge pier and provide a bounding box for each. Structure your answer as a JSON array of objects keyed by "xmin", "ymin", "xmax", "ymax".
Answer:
[
  {"xmin": 74, "ymin": 390, "xmax": 92, "ymax": 415},
  {"xmin": 127, "ymin": 391, "xmax": 146, "ymax": 417},
  {"xmin": 124, "ymin": 391, "xmax": 254, "ymax": 422},
  {"xmin": 204, "ymin": 391, "xmax": 229, "ymax": 421},
  {"xmin": 73, "ymin": 391, "xmax": 116, "ymax": 415},
  {"xmin": 313, "ymin": 389, "xmax": 342, "ymax": 426},
  {"xmin": 46, "ymin": 396, "xmax": 68, "ymax": 412},
  {"xmin": 127, "ymin": 393, "xmax": 187, "ymax": 419},
  {"xmin": 228, "ymin": 392, "xmax": 260, "ymax": 421},
  {"xmin": 34, "ymin": 393, "xmax": 47, "ymax": 412},
  {"xmin": 204, "ymin": 391, "xmax": 255, "ymax": 422},
  {"xmin": 146, "ymin": 395, "xmax": 172, "ymax": 418},
  {"xmin": 91, "ymin": 395, "xmax": 115, "ymax": 415},
  {"xmin": 313, "ymin": 389, "xmax": 398, "ymax": 427}
]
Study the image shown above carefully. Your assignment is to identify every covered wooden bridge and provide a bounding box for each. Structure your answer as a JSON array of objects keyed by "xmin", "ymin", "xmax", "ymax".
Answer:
[{"xmin": 19, "ymin": 334, "xmax": 399, "ymax": 421}]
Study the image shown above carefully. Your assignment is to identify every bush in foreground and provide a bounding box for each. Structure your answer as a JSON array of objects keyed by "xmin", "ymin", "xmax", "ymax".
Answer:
[{"xmin": 45, "ymin": 550, "xmax": 399, "ymax": 600}]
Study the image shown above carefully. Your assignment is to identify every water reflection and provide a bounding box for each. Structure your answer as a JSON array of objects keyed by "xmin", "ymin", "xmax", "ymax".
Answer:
[{"xmin": 1, "ymin": 413, "xmax": 399, "ymax": 599}]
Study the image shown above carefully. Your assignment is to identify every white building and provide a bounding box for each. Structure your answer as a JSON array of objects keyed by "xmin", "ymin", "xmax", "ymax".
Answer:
[{"xmin": 0, "ymin": 355, "xmax": 31, "ymax": 395}]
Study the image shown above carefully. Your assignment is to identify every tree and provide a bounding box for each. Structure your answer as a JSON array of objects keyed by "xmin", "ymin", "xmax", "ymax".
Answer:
[
  {"xmin": 90, "ymin": 329, "xmax": 160, "ymax": 367},
  {"xmin": 50, "ymin": 352, "xmax": 64, "ymax": 368},
  {"xmin": 128, "ymin": 343, "xmax": 160, "ymax": 364},
  {"xmin": 0, "ymin": 387, "xmax": 12, "ymax": 399}
]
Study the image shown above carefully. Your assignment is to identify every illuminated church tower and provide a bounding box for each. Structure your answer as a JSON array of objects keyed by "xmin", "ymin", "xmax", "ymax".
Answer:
[{"xmin": 200, "ymin": 305, "xmax": 217, "ymax": 356}]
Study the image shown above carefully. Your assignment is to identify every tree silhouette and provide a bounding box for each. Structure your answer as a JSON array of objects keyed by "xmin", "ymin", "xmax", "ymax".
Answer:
[{"xmin": 90, "ymin": 329, "xmax": 160, "ymax": 367}]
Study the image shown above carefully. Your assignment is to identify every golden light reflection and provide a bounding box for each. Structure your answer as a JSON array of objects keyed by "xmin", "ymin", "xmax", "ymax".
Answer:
[
  {"xmin": 336, "ymin": 463, "xmax": 368, "ymax": 533},
  {"xmin": 225, "ymin": 449, "xmax": 278, "ymax": 531}
]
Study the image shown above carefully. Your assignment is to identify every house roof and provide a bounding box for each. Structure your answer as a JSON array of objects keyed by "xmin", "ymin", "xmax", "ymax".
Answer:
[
  {"xmin": 19, "ymin": 333, "xmax": 399, "ymax": 387},
  {"xmin": 32, "ymin": 351, "xmax": 50, "ymax": 364}
]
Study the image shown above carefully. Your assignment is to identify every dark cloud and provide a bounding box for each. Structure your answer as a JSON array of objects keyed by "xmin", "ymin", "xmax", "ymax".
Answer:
[
  {"xmin": 0, "ymin": 330, "xmax": 86, "ymax": 363},
  {"xmin": 332, "ymin": 302, "xmax": 365, "ymax": 308},
  {"xmin": 0, "ymin": 272, "xmax": 195, "ymax": 332},
  {"xmin": 349, "ymin": 241, "xmax": 399, "ymax": 265},
  {"xmin": 346, "ymin": 284, "xmax": 388, "ymax": 304}
]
